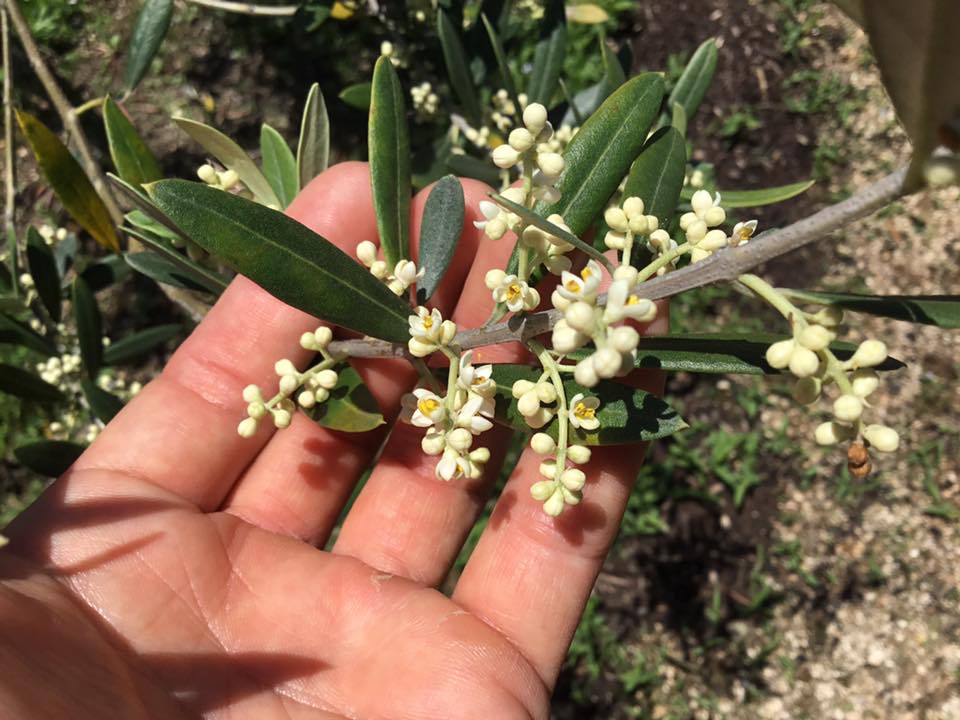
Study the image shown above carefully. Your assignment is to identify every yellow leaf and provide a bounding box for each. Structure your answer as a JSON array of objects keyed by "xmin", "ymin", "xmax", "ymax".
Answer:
[
  {"xmin": 331, "ymin": 2, "xmax": 354, "ymax": 20},
  {"xmin": 16, "ymin": 111, "xmax": 119, "ymax": 253},
  {"xmin": 566, "ymin": 3, "xmax": 610, "ymax": 24}
]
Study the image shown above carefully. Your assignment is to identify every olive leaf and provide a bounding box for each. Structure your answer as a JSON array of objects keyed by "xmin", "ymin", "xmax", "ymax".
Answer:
[
  {"xmin": 122, "ymin": 227, "xmax": 229, "ymax": 295},
  {"xmin": 307, "ymin": 362, "xmax": 385, "ymax": 432},
  {"xmin": 103, "ymin": 97, "xmax": 162, "ymax": 187},
  {"xmin": 173, "ymin": 117, "xmax": 280, "ymax": 207},
  {"xmin": 72, "ymin": 276, "xmax": 103, "ymax": 378},
  {"xmin": 0, "ymin": 314, "xmax": 56, "ymax": 356},
  {"xmin": 0, "ymin": 364, "xmax": 65, "ymax": 403},
  {"xmin": 14, "ymin": 440, "xmax": 85, "ymax": 477},
  {"xmin": 481, "ymin": 13, "xmax": 521, "ymax": 116},
  {"xmin": 80, "ymin": 256, "xmax": 133, "ymax": 293},
  {"xmin": 124, "ymin": 0, "xmax": 173, "ymax": 93},
  {"xmin": 682, "ymin": 180, "xmax": 815, "ymax": 208},
  {"xmin": 623, "ymin": 126, "xmax": 687, "ymax": 237},
  {"xmin": 148, "ymin": 180, "xmax": 413, "ymax": 342},
  {"xmin": 26, "ymin": 226, "xmax": 62, "ymax": 322},
  {"xmin": 339, "ymin": 82, "xmax": 371, "ymax": 110},
  {"xmin": 104, "ymin": 324, "xmax": 182, "ymax": 365},
  {"xmin": 297, "ymin": 83, "xmax": 330, "ymax": 189},
  {"xmin": 260, "ymin": 124, "xmax": 299, "ymax": 209},
  {"xmin": 369, "ymin": 56, "xmax": 412, "ymax": 267},
  {"xmin": 82, "ymin": 379, "xmax": 125, "ymax": 423},
  {"xmin": 490, "ymin": 365, "xmax": 686, "ymax": 445},
  {"xmin": 17, "ymin": 111, "xmax": 120, "ymax": 252},
  {"xmin": 417, "ymin": 175, "xmax": 465, "ymax": 305},
  {"xmin": 781, "ymin": 290, "xmax": 960, "ymax": 329},
  {"xmin": 526, "ymin": 0, "xmax": 566, "ymax": 105},
  {"xmin": 663, "ymin": 38, "xmax": 717, "ymax": 126},
  {"xmin": 438, "ymin": 9, "xmax": 482, "ymax": 124}
]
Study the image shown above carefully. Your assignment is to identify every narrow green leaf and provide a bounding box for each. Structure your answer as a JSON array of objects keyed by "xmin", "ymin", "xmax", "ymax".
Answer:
[
  {"xmin": 81, "ymin": 256, "xmax": 132, "ymax": 293},
  {"xmin": 125, "ymin": 251, "xmax": 215, "ymax": 293},
  {"xmin": 671, "ymin": 101, "xmax": 688, "ymax": 136},
  {"xmin": 16, "ymin": 111, "xmax": 120, "ymax": 252},
  {"xmin": 103, "ymin": 97, "xmax": 162, "ymax": 187},
  {"xmin": 14, "ymin": 440, "xmax": 85, "ymax": 477},
  {"xmin": 560, "ymin": 39, "xmax": 625, "ymax": 127},
  {"xmin": 446, "ymin": 153, "xmax": 501, "ymax": 186},
  {"xmin": 586, "ymin": 332, "xmax": 905, "ymax": 375},
  {"xmin": 121, "ymin": 226, "xmax": 229, "ymax": 294},
  {"xmin": 682, "ymin": 180, "xmax": 815, "ymax": 208},
  {"xmin": 780, "ymin": 290, "xmax": 960, "ymax": 328},
  {"xmin": 260, "ymin": 124, "xmax": 299, "ymax": 209},
  {"xmin": 0, "ymin": 314, "xmax": 56, "ymax": 355},
  {"xmin": 339, "ymin": 82, "xmax": 371, "ymax": 110},
  {"xmin": 124, "ymin": 0, "xmax": 173, "ymax": 92},
  {"xmin": 369, "ymin": 56, "xmax": 411, "ymax": 267},
  {"xmin": 81, "ymin": 379, "xmax": 125, "ymax": 423},
  {"xmin": 109, "ymin": 173, "xmax": 191, "ymax": 243},
  {"xmin": 72, "ymin": 276, "xmax": 103, "ymax": 378},
  {"xmin": 149, "ymin": 180, "xmax": 413, "ymax": 342},
  {"xmin": 297, "ymin": 83, "xmax": 330, "ymax": 189},
  {"xmin": 665, "ymin": 38, "xmax": 717, "ymax": 124},
  {"xmin": 481, "ymin": 13, "xmax": 520, "ymax": 116},
  {"xmin": 0, "ymin": 364, "xmax": 65, "ymax": 403},
  {"xmin": 526, "ymin": 0, "xmax": 566, "ymax": 105},
  {"xmin": 490, "ymin": 364, "xmax": 686, "ymax": 444},
  {"xmin": 173, "ymin": 117, "xmax": 280, "ymax": 207},
  {"xmin": 125, "ymin": 209, "xmax": 181, "ymax": 242},
  {"xmin": 438, "ymin": 9, "xmax": 482, "ymax": 124},
  {"xmin": 417, "ymin": 175, "xmax": 465, "ymax": 304},
  {"xmin": 623, "ymin": 127, "xmax": 687, "ymax": 245},
  {"xmin": 307, "ymin": 362, "xmax": 385, "ymax": 432},
  {"xmin": 26, "ymin": 226, "xmax": 62, "ymax": 322},
  {"xmin": 104, "ymin": 324, "xmax": 182, "ymax": 365}
]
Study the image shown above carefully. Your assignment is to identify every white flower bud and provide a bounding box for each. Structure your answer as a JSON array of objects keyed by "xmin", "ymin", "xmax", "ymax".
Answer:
[
  {"xmin": 197, "ymin": 164, "xmax": 218, "ymax": 184},
  {"xmin": 565, "ymin": 301, "xmax": 595, "ymax": 334},
  {"xmin": 508, "ymin": 127, "xmax": 535, "ymax": 152},
  {"xmin": 530, "ymin": 480, "xmax": 555, "ymax": 501},
  {"xmin": 536, "ymin": 382, "xmax": 557, "ymax": 404},
  {"xmin": 593, "ymin": 347, "xmax": 622, "ymax": 379},
  {"xmin": 815, "ymin": 421, "xmax": 845, "ymax": 446},
  {"xmin": 314, "ymin": 388, "xmax": 330, "ymax": 403},
  {"xmin": 703, "ymin": 206, "xmax": 726, "ymax": 226},
  {"xmin": 627, "ymin": 215, "xmax": 649, "ymax": 235},
  {"xmin": 644, "ymin": 215, "xmax": 659, "ymax": 232},
  {"xmin": 604, "ymin": 207, "xmax": 629, "ymax": 233},
  {"xmin": 522, "ymin": 286, "xmax": 541, "ymax": 311},
  {"xmin": 690, "ymin": 190, "xmax": 713, "ymax": 215},
  {"xmin": 279, "ymin": 374, "xmax": 299, "ymax": 396},
  {"xmin": 492, "ymin": 144, "xmax": 520, "ymax": 169},
  {"xmin": 551, "ymin": 288, "xmax": 571, "ymax": 311},
  {"xmin": 765, "ymin": 339, "xmax": 795, "ymax": 370},
  {"xmin": 574, "ymin": 358, "xmax": 599, "ymax": 387},
  {"xmin": 700, "ymin": 229, "xmax": 728, "ymax": 251},
  {"xmin": 685, "ymin": 220, "xmax": 708, "ymax": 244},
  {"xmin": 833, "ymin": 394, "xmax": 863, "ymax": 422},
  {"xmin": 560, "ymin": 467, "xmax": 586, "ymax": 492},
  {"xmin": 518, "ymin": 390, "xmax": 541, "ymax": 417},
  {"xmin": 543, "ymin": 487, "xmax": 566, "ymax": 516},
  {"xmin": 536, "ymin": 152, "xmax": 565, "ymax": 178},
  {"xmin": 272, "ymin": 409, "xmax": 292, "ymax": 428},
  {"xmin": 316, "ymin": 369, "xmax": 339, "ymax": 389},
  {"xmin": 610, "ymin": 325, "xmax": 640, "ymax": 354},
  {"xmin": 237, "ymin": 417, "xmax": 258, "ymax": 438},
  {"xmin": 523, "ymin": 103, "xmax": 548, "ymax": 134},
  {"xmin": 422, "ymin": 431, "xmax": 446, "ymax": 455},
  {"xmin": 850, "ymin": 369, "xmax": 879, "ymax": 397},
  {"xmin": 314, "ymin": 327, "xmax": 333, "ymax": 348},
  {"xmin": 469, "ymin": 447, "xmax": 490, "ymax": 464},
  {"xmin": 813, "ymin": 305, "xmax": 844, "ymax": 328},
  {"xmin": 485, "ymin": 268, "xmax": 506, "ymax": 290},
  {"xmin": 864, "ymin": 424, "xmax": 899, "ymax": 453},
  {"xmin": 440, "ymin": 320, "xmax": 458, "ymax": 345},
  {"xmin": 275, "ymin": 359, "xmax": 297, "ymax": 376},
  {"xmin": 297, "ymin": 390, "xmax": 316, "ymax": 408},
  {"xmin": 242, "ymin": 384, "xmax": 262, "ymax": 403},
  {"xmin": 370, "ymin": 260, "xmax": 388, "ymax": 279},
  {"xmin": 552, "ymin": 321, "xmax": 586, "ymax": 353},
  {"xmin": 851, "ymin": 339, "xmax": 887, "ymax": 368},
  {"xmin": 530, "ymin": 432, "xmax": 556, "ymax": 455},
  {"xmin": 792, "ymin": 377, "xmax": 821, "ymax": 405},
  {"xmin": 789, "ymin": 347, "xmax": 820, "ymax": 378},
  {"xmin": 604, "ymin": 230, "xmax": 626, "ymax": 250},
  {"xmin": 247, "ymin": 401, "xmax": 268, "ymax": 419},
  {"xmin": 300, "ymin": 332, "xmax": 318, "ymax": 350},
  {"xmin": 799, "ymin": 325, "xmax": 832, "ymax": 352},
  {"xmin": 512, "ymin": 379, "xmax": 536, "ymax": 398},
  {"xmin": 484, "ymin": 217, "xmax": 508, "ymax": 240},
  {"xmin": 538, "ymin": 459, "xmax": 557, "ymax": 479},
  {"xmin": 567, "ymin": 444, "xmax": 591, "ymax": 465},
  {"xmin": 613, "ymin": 265, "xmax": 638, "ymax": 284},
  {"xmin": 356, "ymin": 240, "xmax": 378, "ymax": 267},
  {"xmin": 622, "ymin": 196, "xmax": 644, "ymax": 218},
  {"xmin": 219, "ymin": 169, "xmax": 239, "ymax": 189},
  {"xmin": 447, "ymin": 427, "xmax": 473, "ymax": 452}
]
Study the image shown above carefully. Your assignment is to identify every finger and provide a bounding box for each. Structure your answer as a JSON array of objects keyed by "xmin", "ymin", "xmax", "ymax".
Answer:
[
  {"xmin": 224, "ymin": 177, "xmax": 489, "ymax": 544},
  {"xmin": 452, "ymin": 298, "xmax": 669, "ymax": 688},
  {"xmin": 330, "ymin": 190, "xmax": 532, "ymax": 583},
  {"xmin": 69, "ymin": 163, "xmax": 378, "ymax": 510}
]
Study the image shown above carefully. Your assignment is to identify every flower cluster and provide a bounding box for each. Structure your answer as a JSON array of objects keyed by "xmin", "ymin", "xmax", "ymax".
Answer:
[
  {"xmin": 400, "ymin": 350, "xmax": 494, "ymax": 481},
  {"xmin": 410, "ymin": 81, "xmax": 439, "ymax": 118},
  {"xmin": 197, "ymin": 164, "xmax": 240, "ymax": 192},
  {"xmin": 237, "ymin": 326, "xmax": 339, "ymax": 438},
  {"xmin": 490, "ymin": 103, "xmax": 565, "ymax": 206},
  {"xmin": 356, "ymin": 240, "xmax": 425, "ymax": 296}
]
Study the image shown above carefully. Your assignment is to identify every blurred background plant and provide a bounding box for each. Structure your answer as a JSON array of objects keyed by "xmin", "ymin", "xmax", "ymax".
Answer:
[{"xmin": 1, "ymin": 0, "xmax": 959, "ymax": 717}]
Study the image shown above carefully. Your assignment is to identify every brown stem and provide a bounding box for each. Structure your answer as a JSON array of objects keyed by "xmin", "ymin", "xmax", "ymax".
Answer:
[{"xmin": 2, "ymin": 6, "xmax": 15, "ymax": 260}]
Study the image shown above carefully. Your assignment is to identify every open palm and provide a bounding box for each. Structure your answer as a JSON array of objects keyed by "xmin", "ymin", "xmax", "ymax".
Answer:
[{"xmin": 1, "ymin": 163, "xmax": 665, "ymax": 719}]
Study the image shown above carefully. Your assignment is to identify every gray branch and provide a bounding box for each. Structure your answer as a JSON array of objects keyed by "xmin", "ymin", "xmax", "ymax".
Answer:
[{"xmin": 328, "ymin": 166, "xmax": 910, "ymax": 359}]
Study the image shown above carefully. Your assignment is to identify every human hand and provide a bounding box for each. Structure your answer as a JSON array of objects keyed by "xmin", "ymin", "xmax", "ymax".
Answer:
[{"xmin": 0, "ymin": 163, "xmax": 665, "ymax": 719}]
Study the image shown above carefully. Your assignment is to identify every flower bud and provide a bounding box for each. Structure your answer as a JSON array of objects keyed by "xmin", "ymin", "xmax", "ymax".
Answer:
[
  {"xmin": 863, "ymin": 424, "xmax": 899, "ymax": 453},
  {"xmin": 314, "ymin": 326, "xmax": 333, "ymax": 348},
  {"xmin": 508, "ymin": 127, "xmax": 535, "ymax": 152},
  {"xmin": 552, "ymin": 321, "xmax": 586, "ymax": 353},
  {"xmin": 316, "ymin": 369, "xmax": 339, "ymax": 390},
  {"xmin": 833, "ymin": 394, "xmax": 863, "ymax": 422},
  {"xmin": 492, "ymin": 144, "xmax": 520, "ymax": 169},
  {"xmin": 297, "ymin": 390, "xmax": 316, "ymax": 408},
  {"xmin": 275, "ymin": 359, "xmax": 297, "ymax": 376},
  {"xmin": 685, "ymin": 220, "xmax": 708, "ymax": 243},
  {"xmin": 470, "ymin": 447, "xmax": 490, "ymax": 464},
  {"xmin": 247, "ymin": 401, "xmax": 268, "ymax": 420},
  {"xmin": 644, "ymin": 215, "xmax": 659, "ymax": 232},
  {"xmin": 537, "ymin": 152, "xmax": 565, "ymax": 178},
  {"xmin": 574, "ymin": 358, "xmax": 598, "ymax": 387},
  {"xmin": 440, "ymin": 320, "xmax": 458, "ymax": 345},
  {"xmin": 792, "ymin": 377, "xmax": 821, "ymax": 405},
  {"xmin": 422, "ymin": 432, "xmax": 446, "ymax": 455},
  {"xmin": 523, "ymin": 103, "xmax": 548, "ymax": 134},
  {"xmin": 789, "ymin": 347, "xmax": 820, "ymax": 378},
  {"xmin": 799, "ymin": 325, "xmax": 832, "ymax": 352},
  {"xmin": 237, "ymin": 417, "xmax": 258, "ymax": 438},
  {"xmin": 765, "ymin": 339, "xmax": 795, "ymax": 370},
  {"xmin": 526, "ymin": 407, "xmax": 554, "ymax": 429},
  {"xmin": 565, "ymin": 301, "xmax": 595, "ymax": 334},
  {"xmin": 700, "ymin": 229, "xmax": 728, "ymax": 251},
  {"xmin": 530, "ymin": 432, "xmax": 556, "ymax": 455},
  {"xmin": 543, "ymin": 487, "xmax": 566, "ymax": 516},
  {"xmin": 851, "ymin": 339, "xmax": 887, "ymax": 368},
  {"xmin": 815, "ymin": 421, "xmax": 850, "ymax": 446},
  {"xmin": 279, "ymin": 374, "xmax": 299, "ymax": 395},
  {"xmin": 242, "ymin": 384, "xmax": 262, "ymax": 403},
  {"xmin": 197, "ymin": 164, "xmax": 218, "ymax": 184},
  {"xmin": 535, "ymin": 121, "xmax": 554, "ymax": 144},
  {"xmin": 561, "ymin": 486, "xmax": 581, "ymax": 506},
  {"xmin": 567, "ymin": 444, "xmax": 591, "ymax": 464},
  {"xmin": 551, "ymin": 289, "xmax": 571, "ymax": 311},
  {"xmin": 370, "ymin": 260, "xmax": 388, "ymax": 279},
  {"xmin": 628, "ymin": 215, "xmax": 650, "ymax": 235},
  {"xmin": 610, "ymin": 325, "xmax": 640, "ymax": 354},
  {"xmin": 622, "ymin": 196, "xmax": 644, "ymax": 217},
  {"xmin": 512, "ymin": 379, "xmax": 536, "ymax": 398},
  {"xmin": 604, "ymin": 231, "xmax": 626, "ymax": 250},
  {"xmin": 690, "ymin": 190, "xmax": 713, "ymax": 215},
  {"xmin": 813, "ymin": 305, "xmax": 844, "ymax": 328},
  {"xmin": 485, "ymin": 268, "xmax": 506, "ymax": 290},
  {"xmin": 518, "ymin": 390, "xmax": 541, "ymax": 417},
  {"xmin": 613, "ymin": 265, "xmax": 638, "ymax": 284},
  {"xmin": 272, "ymin": 409, "xmax": 292, "ymax": 428},
  {"xmin": 314, "ymin": 388, "xmax": 330, "ymax": 404},
  {"xmin": 522, "ymin": 287, "xmax": 541, "ymax": 311},
  {"xmin": 703, "ymin": 206, "xmax": 726, "ymax": 226},
  {"xmin": 530, "ymin": 480, "xmax": 555, "ymax": 501},
  {"xmin": 219, "ymin": 169, "xmax": 239, "ymax": 189},
  {"xmin": 560, "ymin": 468, "xmax": 586, "ymax": 492},
  {"xmin": 850, "ymin": 369, "xmax": 879, "ymax": 397},
  {"xmin": 447, "ymin": 427, "xmax": 473, "ymax": 452},
  {"xmin": 536, "ymin": 382, "xmax": 557, "ymax": 404},
  {"xmin": 604, "ymin": 207, "xmax": 629, "ymax": 233},
  {"xmin": 592, "ymin": 347, "xmax": 622, "ymax": 379},
  {"xmin": 356, "ymin": 240, "xmax": 378, "ymax": 267},
  {"xmin": 484, "ymin": 217, "xmax": 508, "ymax": 240},
  {"xmin": 538, "ymin": 459, "xmax": 557, "ymax": 479},
  {"xmin": 300, "ymin": 332, "xmax": 318, "ymax": 350}
]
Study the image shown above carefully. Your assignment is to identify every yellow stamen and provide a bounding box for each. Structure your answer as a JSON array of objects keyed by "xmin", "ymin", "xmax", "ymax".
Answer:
[
  {"xmin": 627, "ymin": 295, "xmax": 641, "ymax": 305},
  {"xmin": 506, "ymin": 282, "xmax": 522, "ymax": 303},
  {"xmin": 417, "ymin": 397, "xmax": 440, "ymax": 416},
  {"xmin": 580, "ymin": 267, "xmax": 593, "ymax": 280},
  {"xmin": 574, "ymin": 402, "xmax": 595, "ymax": 420},
  {"xmin": 422, "ymin": 316, "xmax": 434, "ymax": 329},
  {"xmin": 565, "ymin": 279, "xmax": 580, "ymax": 292}
]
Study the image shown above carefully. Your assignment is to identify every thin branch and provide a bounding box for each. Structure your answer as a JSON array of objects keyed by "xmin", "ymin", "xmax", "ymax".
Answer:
[
  {"xmin": 2, "ymin": 6, "xmax": 15, "ymax": 261},
  {"xmin": 2, "ymin": 0, "xmax": 122, "ymax": 224},
  {"xmin": 328, "ymin": 165, "xmax": 911, "ymax": 359},
  {"xmin": 181, "ymin": 0, "xmax": 299, "ymax": 16}
]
